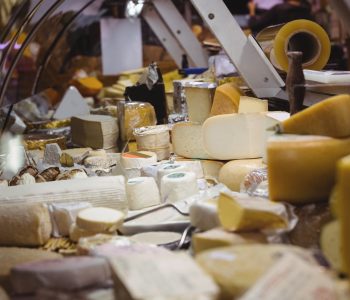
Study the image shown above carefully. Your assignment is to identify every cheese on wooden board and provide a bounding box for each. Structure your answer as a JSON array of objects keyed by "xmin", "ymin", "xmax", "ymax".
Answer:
[
  {"xmin": 192, "ymin": 228, "xmax": 266, "ymax": 255},
  {"xmin": 196, "ymin": 244, "xmax": 318, "ymax": 299},
  {"xmin": 121, "ymin": 151, "xmax": 157, "ymax": 169},
  {"xmin": 126, "ymin": 177, "xmax": 160, "ymax": 210},
  {"xmin": 0, "ymin": 203, "xmax": 51, "ymax": 247},
  {"xmin": 202, "ymin": 113, "xmax": 280, "ymax": 160},
  {"xmin": 238, "ymin": 96, "xmax": 268, "ymax": 113},
  {"xmin": 171, "ymin": 122, "xmax": 212, "ymax": 159},
  {"xmin": 336, "ymin": 154, "xmax": 350, "ymax": 276},
  {"xmin": 275, "ymin": 94, "xmax": 350, "ymax": 138},
  {"xmin": 0, "ymin": 248, "xmax": 62, "ymax": 293},
  {"xmin": 76, "ymin": 207, "xmax": 124, "ymax": 233},
  {"xmin": 267, "ymin": 134, "xmax": 350, "ymax": 204},
  {"xmin": 218, "ymin": 159, "xmax": 264, "ymax": 192},
  {"xmin": 218, "ymin": 192, "xmax": 288, "ymax": 232},
  {"xmin": 108, "ymin": 246, "xmax": 219, "ymax": 300},
  {"xmin": 10, "ymin": 257, "xmax": 111, "ymax": 295},
  {"xmin": 210, "ymin": 83, "xmax": 241, "ymax": 116},
  {"xmin": 321, "ymin": 220, "xmax": 344, "ymax": 272}
]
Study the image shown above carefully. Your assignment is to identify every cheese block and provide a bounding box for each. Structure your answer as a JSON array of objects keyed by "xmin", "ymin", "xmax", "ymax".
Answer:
[
  {"xmin": 62, "ymin": 147, "xmax": 91, "ymax": 164},
  {"xmin": 321, "ymin": 220, "xmax": 343, "ymax": 272},
  {"xmin": 275, "ymin": 94, "xmax": 350, "ymax": 138},
  {"xmin": 126, "ymin": 177, "xmax": 160, "ymax": 210},
  {"xmin": 238, "ymin": 96, "xmax": 268, "ymax": 113},
  {"xmin": 121, "ymin": 151, "xmax": 157, "ymax": 169},
  {"xmin": 196, "ymin": 244, "xmax": 318, "ymax": 299},
  {"xmin": 60, "ymin": 152, "xmax": 74, "ymax": 167},
  {"xmin": 210, "ymin": 83, "xmax": 241, "ymax": 116},
  {"xmin": 190, "ymin": 198, "xmax": 220, "ymax": 231},
  {"xmin": 0, "ymin": 203, "xmax": 52, "ymax": 247},
  {"xmin": 192, "ymin": 228, "xmax": 266, "ymax": 255},
  {"xmin": 202, "ymin": 113, "xmax": 280, "ymax": 160},
  {"xmin": 218, "ymin": 159, "xmax": 265, "ymax": 192},
  {"xmin": 336, "ymin": 154, "xmax": 350, "ymax": 276},
  {"xmin": 157, "ymin": 163, "xmax": 188, "ymax": 183},
  {"xmin": 75, "ymin": 77, "xmax": 103, "ymax": 96},
  {"xmin": 71, "ymin": 115, "xmax": 118, "ymax": 149},
  {"xmin": 0, "ymin": 248, "xmax": 62, "ymax": 293},
  {"xmin": 218, "ymin": 192, "xmax": 288, "ymax": 232},
  {"xmin": 201, "ymin": 160, "xmax": 225, "ymax": 181},
  {"xmin": 10, "ymin": 257, "xmax": 111, "ymax": 295},
  {"xmin": 184, "ymin": 82, "xmax": 216, "ymax": 124},
  {"xmin": 108, "ymin": 246, "xmax": 219, "ymax": 300},
  {"xmin": 172, "ymin": 122, "xmax": 212, "ymax": 159},
  {"xmin": 76, "ymin": 207, "xmax": 124, "ymax": 233},
  {"xmin": 267, "ymin": 134, "xmax": 350, "ymax": 203},
  {"xmin": 69, "ymin": 224, "xmax": 114, "ymax": 243}
]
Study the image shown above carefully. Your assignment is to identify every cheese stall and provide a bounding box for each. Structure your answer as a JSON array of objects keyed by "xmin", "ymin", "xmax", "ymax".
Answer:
[{"xmin": 0, "ymin": 0, "xmax": 349, "ymax": 299}]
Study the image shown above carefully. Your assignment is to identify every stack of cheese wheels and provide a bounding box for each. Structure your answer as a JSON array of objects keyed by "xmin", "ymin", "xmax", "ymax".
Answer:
[{"xmin": 69, "ymin": 207, "xmax": 124, "ymax": 242}]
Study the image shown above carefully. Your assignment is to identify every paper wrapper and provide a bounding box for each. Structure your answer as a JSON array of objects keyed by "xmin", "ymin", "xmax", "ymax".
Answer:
[{"xmin": 23, "ymin": 134, "xmax": 66, "ymax": 150}]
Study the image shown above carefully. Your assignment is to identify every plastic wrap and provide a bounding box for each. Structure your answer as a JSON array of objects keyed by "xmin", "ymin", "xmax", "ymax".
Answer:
[{"xmin": 240, "ymin": 167, "xmax": 269, "ymax": 198}]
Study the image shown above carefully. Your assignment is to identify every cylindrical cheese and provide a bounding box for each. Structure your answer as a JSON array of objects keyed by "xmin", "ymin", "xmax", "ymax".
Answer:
[
  {"xmin": 160, "ymin": 172, "xmax": 198, "ymax": 203},
  {"xmin": 69, "ymin": 223, "xmax": 103, "ymax": 242},
  {"xmin": 121, "ymin": 151, "xmax": 157, "ymax": 169},
  {"xmin": 0, "ymin": 203, "xmax": 52, "ymax": 247},
  {"xmin": 157, "ymin": 163, "xmax": 188, "ymax": 183},
  {"xmin": 126, "ymin": 177, "xmax": 161, "ymax": 210}
]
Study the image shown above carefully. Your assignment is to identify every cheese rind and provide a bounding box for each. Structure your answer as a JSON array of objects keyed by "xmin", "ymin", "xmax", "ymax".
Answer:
[
  {"xmin": 268, "ymin": 135, "xmax": 350, "ymax": 203},
  {"xmin": 210, "ymin": 83, "xmax": 241, "ymax": 116},
  {"xmin": 277, "ymin": 94, "xmax": 350, "ymax": 138},
  {"xmin": 218, "ymin": 159, "xmax": 264, "ymax": 192}
]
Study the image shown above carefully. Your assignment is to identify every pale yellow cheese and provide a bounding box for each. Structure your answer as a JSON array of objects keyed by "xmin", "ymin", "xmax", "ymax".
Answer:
[
  {"xmin": 218, "ymin": 159, "xmax": 264, "ymax": 192},
  {"xmin": 210, "ymin": 83, "xmax": 241, "ymax": 116},
  {"xmin": 69, "ymin": 223, "xmax": 114, "ymax": 243},
  {"xmin": 276, "ymin": 94, "xmax": 350, "ymax": 138},
  {"xmin": 238, "ymin": 96, "xmax": 268, "ymax": 113},
  {"xmin": 336, "ymin": 154, "xmax": 350, "ymax": 276},
  {"xmin": 267, "ymin": 135, "xmax": 350, "ymax": 204},
  {"xmin": 201, "ymin": 160, "xmax": 225, "ymax": 182},
  {"xmin": 192, "ymin": 227, "xmax": 266, "ymax": 255},
  {"xmin": 218, "ymin": 192, "xmax": 288, "ymax": 232}
]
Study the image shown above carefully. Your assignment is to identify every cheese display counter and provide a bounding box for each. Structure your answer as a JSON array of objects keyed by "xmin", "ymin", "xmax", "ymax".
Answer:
[{"xmin": 0, "ymin": 0, "xmax": 349, "ymax": 299}]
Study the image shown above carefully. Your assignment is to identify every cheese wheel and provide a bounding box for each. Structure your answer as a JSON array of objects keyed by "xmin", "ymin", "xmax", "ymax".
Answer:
[
  {"xmin": 121, "ymin": 151, "xmax": 157, "ymax": 169},
  {"xmin": 69, "ymin": 223, "xmax": 105, "ymax": 242},
  {"xmin": 76, "ymin": 207, "xmax": 124, "ymax": 233},
  {"xmin": 203, "ymin": 113, "xmax": 280, "ymax": 160},
  {"xmin": 210, "ymin": 83, "xmax": 241, "ymax": 116},
  {"xmin": 276, "ymin": 94, "xmax": 350, "ymax": 138},
  {"xmin": 172, "ymin": 122, "xmax": 212, "ymax": 159},
  {"xmin": 218, "ymin": 159, "xmax": 264, "ymax": 192},
  {"xmin": 238, "ymin": 96, "xmax": 268, "ymax": 113},
  {"xmin": 126, "ymin": 177, "xmax": 161, "ymax": 210},
  {"xmin": 160, "ymin": 172, "xmax": 198, "ymax": 203},
  {"xmin": 267, "ymin": 134, "xmax": 350, "ymax": 203}
]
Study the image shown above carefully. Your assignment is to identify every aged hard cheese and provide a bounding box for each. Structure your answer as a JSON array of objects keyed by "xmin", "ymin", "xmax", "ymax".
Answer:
[
  {"xmin": 268, "ymin": 134, "xmax": 350, "ymax": 203},
  {"xmin": 76, "ymin": 207, "xmax": 124, "ymax": 233},
  {"xmin": 192, "ymin": 227, "xmax": 266, "ymax": 255},
  {"xmin": 0, "ymin": 203, "xmax": 52, "ymax": 247},
  {"xmin": 238, "ymin": 96, "xmax": 268, "ymax": 113},
  {"xmin": 276, "ymin": 94, "xmax": 350, "ymax": 138},
  {"xmin": 196, "ymin": 244, "xmax": 317, "ymax": 299},
  {"xmin": 202, "ymin": 113, "xmax": 280, "ymax": 160},
  {"xmin": 210, "ymin": 82, "xmax": 241, "ymax": 116},
  {"xmin": 218, "ymin": 192, "xmax": 288, "ymax": 232},
  {"xmin": 219, "ymin": 159, "xmax": 264, "ymax": 192},
  {"xmin": 171, "ymin": 122, "xmax": 212, "ymax": 159}
]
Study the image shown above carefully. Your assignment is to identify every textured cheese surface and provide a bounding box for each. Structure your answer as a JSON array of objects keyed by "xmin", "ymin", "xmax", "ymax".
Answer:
[
  {"xmin": 77, "ymin": 207, "xmax": 124, "ymax": 233},
  {"xmin": 202, "ymin": 113, "xmax": 279, "ymax": 160},
  {"xmin": 210, "ymin": 83, "xmax": 241, "ymax": 116},
  {"xmin": 192, "ymin": 228, "xmax": 266, "ymax": 255},
  {"xmin": 172, "ymin": 122, "xmax": 212, "ymax": 159},
  {"xmin": 196, "ymin": 245, "xmax": 317, "ymax": 299},
  {"xmin": 238, "ymin": 96, "xmax": 268, "ymax": 113},
  {"xmin": 279, "ymin": 94, "xmax": 350, "ymax": 138},
  {"xmin": 126, "ymin": 177, "xmax": 160, "ymax": 210},
  {"xmin": 218, "ymin": 159, "xmax": 264, "ymax": 192},
  {"xmin": 201, "ymin": 160, "xmax": 225, "ymax": 181},
  {"xmin": 0, "ymin": 203, "xmax": 52, "ymax": 247},
  {"xmin": 268, "ymin": 134, "xmax": 350, "ymax": 203}
]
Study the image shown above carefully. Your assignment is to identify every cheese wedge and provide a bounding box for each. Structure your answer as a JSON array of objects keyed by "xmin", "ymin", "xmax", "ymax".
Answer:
[
  {"xmin": 218, "ymin": 192, "xmax": 288, "ymax": 232},
  {"xmin": 218, "ymin": 159, "xmax": 264, "ymax": 192},
  {"xmin": 192, "ymin": 227, "xmax": 266, "ymax": 255},
  {"xmin": 210, "ymin": 83, "xmax": 241, "ymax": 116},
  {"xmin": 268, "ymin": 135, "xmax": 350, "ymax": 204},
  {"xmin": 276, "ymin": 94, "xmax": 350, "ymax": 138},
  {"xmin": 238, "ymin": 96, "xmax": 268, "ymax": 113},
  {"xmin": 172, "ymin": 122, "xmax": 212, "ymax": 159},
  {"xmin": 202, "ymin": 113, "xmax": 280, "ymax": 160},
  {"xmin": 76, "ymin": 207, "xmax": 124, "ymax": 233}
]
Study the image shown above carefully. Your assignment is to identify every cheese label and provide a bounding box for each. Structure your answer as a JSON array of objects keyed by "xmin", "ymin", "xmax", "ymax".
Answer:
[{"xmin": 167, "ymin": 173, "xmax": 186, "ymax": 179}]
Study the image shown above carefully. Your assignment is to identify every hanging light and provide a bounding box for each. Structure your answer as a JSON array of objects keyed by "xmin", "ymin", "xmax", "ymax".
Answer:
[{"xmin": 125, "ymin": 0, "xmax": 145, "ymax": 18}]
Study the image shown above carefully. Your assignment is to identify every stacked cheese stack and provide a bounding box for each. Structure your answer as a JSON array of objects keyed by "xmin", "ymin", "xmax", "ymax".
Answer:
[{"xmin": 71, "ymin": 114, "xmax": 119, "ymax": 150}]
